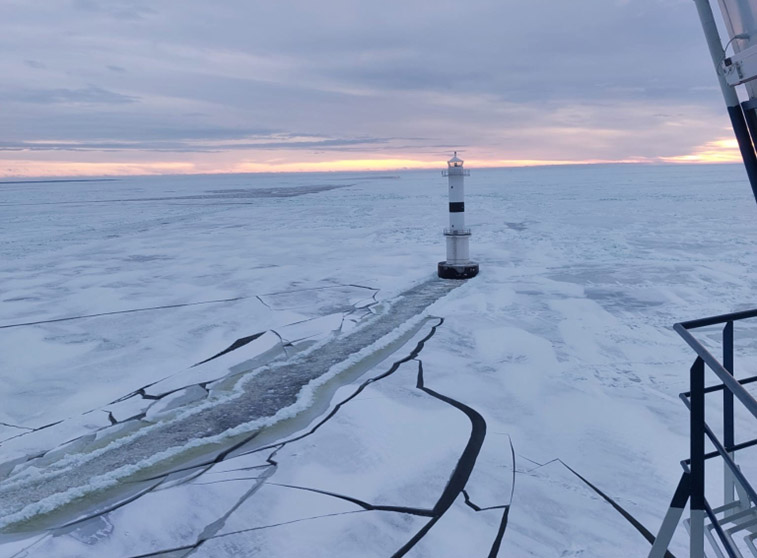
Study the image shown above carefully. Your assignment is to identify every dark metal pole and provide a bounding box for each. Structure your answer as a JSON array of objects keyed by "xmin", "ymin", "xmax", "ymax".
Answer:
[
  {"xmin": 690, "ymin": 356, "xmax": 706, "ymax": 558},
  {"xmin": 648, "ymin": 472, "xmax": 691, "ymax": 558},
  {"xmin": 741, "ymin": 98, "xmax": 757, "ymax": 148},
  {"xmin": 723, "ymin": 321, "xmax": 737, "ymax": 514},
  {"xmin": 723, "ymin": 321, "xmax": 734, "ymax": 449},
  {"xmin": 729, "ymin": 104, "xmax": 757, "ymax": 203},
  {"xmin": 692, "ymin": 0, "xmax": 757, "ymax": 204}
]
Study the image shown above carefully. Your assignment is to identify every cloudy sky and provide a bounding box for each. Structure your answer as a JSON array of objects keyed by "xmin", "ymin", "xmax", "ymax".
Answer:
[{"xmin": 0, "ymin": 0, "xmax": 742, "ymax": 176}]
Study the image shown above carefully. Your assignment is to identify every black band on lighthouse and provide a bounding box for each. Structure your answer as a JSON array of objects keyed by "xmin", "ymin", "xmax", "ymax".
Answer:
[{"xmin": 449, "ymin": 202, "xmax": 464, "ymax": 213}]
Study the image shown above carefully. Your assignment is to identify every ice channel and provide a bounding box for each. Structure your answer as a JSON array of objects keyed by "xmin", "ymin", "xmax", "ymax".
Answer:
[{"xmin": 0, "ymin": 277, "xmax": 461, "ymax": 532}]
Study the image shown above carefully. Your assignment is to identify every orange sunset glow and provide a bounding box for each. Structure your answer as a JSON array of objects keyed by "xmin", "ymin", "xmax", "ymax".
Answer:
[
  {"xmin": 660, "ymin": 138, "xmax": 742, "ymax": 164},
  {"xmin": 0, "ymin": 141, "xmax": 744, "ymax": 179}
]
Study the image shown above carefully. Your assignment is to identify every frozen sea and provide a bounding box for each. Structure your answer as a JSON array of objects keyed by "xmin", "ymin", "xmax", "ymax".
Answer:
[{"xmin": 1, "ymin": 163, "xmax": 757, "ymax": 557}]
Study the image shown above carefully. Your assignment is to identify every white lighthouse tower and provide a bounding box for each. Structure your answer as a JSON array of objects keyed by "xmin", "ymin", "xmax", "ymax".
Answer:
[{"xmin": 438, "ymin": 152, "xmax": 479, "ymax": 279}]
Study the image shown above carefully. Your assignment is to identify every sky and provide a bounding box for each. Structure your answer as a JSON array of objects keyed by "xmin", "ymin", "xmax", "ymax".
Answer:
[{"xmin": 0, "ymin": 0, "xmax": 745, "ymax": 177}]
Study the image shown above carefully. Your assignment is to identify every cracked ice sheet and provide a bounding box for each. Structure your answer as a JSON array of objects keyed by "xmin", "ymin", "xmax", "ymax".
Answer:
[
  {"xmin": 145, "ymin": 330, "xmax": 283, "ymax": 396},
  {"xmin": 8, "ymin": 459, "xmax": 421, "ymax": 558},
  {"xmin": 15, "ymin": 478, "xmax": 264, "ymax": 557},
  {"xmin": 406, "ymin": 497, "xmax": 503, "ymax": 558},
  {"xmin": 3, "ymin": 165, "xmax": 757, "ymax": 555},
  {"xmin": 420, "ymin": 281, "xmax": 695, "ymax": 554},
  {"xmin": 0, "ymin": 424, "xmax": 30, "ymax": 443},
  {"xmin": 0, "ymin": 535, "xmax": 47, "ymax": 558},
  {"xmin": 0, "ymin": 283, "xmax": 456, "ymax": 529},
  {"xmin": 2, "ymin": 322, "xmax": 454, "ymax": 557},
  {"xmin": 211, "ymin": 483, "xmax": 411, "ymax": 542},
  {"xmin": 460, "ymin": 430, "xmax": 513, "ymax": 510},
  {"xmin": 0, "ymin": 293, "xmax": 366, "ymax": 473},
  {"xmin": 498, "ymin": 462, "xmax": 652, "ymax": 557},
  {"xmin": 0, "ymin": 412, "xmax": 113, "ymax": 465},
  {"xmin": 0, "ymin": 328, "xmax": 287, "ymax": 465},
  {"xmin": 0, "ymin": 297, "xmax": 275, "ymax": 429},
  {"xmin": 194, "ymin": 511, "xmax": 426, "ymax": 558},
  {"xmin": 0, "ymin": 180, "xmax": 385, "ymax": 434},
  {"xmin": 260, "ymin": 358, "xmax": 468, "ymax": 510},
  {"xmin": 1, "ymin": 173, "xmax": 428, "ymax": 439},
  {"xmin": 0, "ymin": 283, "xmax": 455, "ymax": 538},
  {"xmin": 258, "ymin": 284, "xmax": 377, "ymax": 315},
  {"xmin": 83, "ymin": 449, "xmax": 366, "ymax": 558}
]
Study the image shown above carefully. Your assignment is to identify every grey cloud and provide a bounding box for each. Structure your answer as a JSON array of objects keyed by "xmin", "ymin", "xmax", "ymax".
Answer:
[
  {"xmin": 72, "ymin": 0, "xmax": 156, "ymax": 21},
  {"xmin": 3, "ymin": 86, "xmax": 138, "ymax": 105},
  {"xmin": 24, "ymin": 60, "xmax": 45, "ymax": 69},
  {"xmin": 231, "ymin": 138, "xmax": 389, "ymax": 151},
  {"xmin": 39, "ymin": 1, "xmax": 711, "ymax": 105},
  {"xmin": 187, "ymin": 1, "xmax": 708, "ymax": 103},
  {"xmin": 0, "ymin": 135, "xmax": 392, "ymax": 154},
  {"xmin": 0, "ymin": 0, "xmax": 735, "ymax": 165},
  {"xmin": 325, "ymin": 65, "xmax": 487, "ymax": 93},
  {"xmin": 0, "ymin": 104, "xmax": 283, "ymax": 143}
]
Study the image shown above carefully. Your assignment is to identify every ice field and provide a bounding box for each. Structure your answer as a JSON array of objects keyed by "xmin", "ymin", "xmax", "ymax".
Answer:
[{"xmin": 2, "ymin": 163, "xmax": 757, "ymax": 556}]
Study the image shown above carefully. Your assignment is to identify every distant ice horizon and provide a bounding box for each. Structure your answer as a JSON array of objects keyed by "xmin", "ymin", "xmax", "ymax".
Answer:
[{"xmin": 0, "ymin": 159, "xmax": 746, "ymax": 183}]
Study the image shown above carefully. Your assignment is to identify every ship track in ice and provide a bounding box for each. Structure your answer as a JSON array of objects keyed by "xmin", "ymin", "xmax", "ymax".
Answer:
[{"xmin": 0, "ymin": 277, "xmax": 462, "ymax": 532}]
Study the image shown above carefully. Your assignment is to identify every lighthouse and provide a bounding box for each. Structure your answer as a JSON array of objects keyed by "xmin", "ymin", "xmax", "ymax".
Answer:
[{"xmin": 438, "ymin": 152, "xmax": 479, "ymax": 279}]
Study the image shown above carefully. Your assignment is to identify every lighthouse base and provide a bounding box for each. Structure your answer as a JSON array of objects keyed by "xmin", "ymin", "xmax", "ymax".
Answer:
[{"xmin": 437, "ymin": 261, "xmax": 479, "ymax": 280}]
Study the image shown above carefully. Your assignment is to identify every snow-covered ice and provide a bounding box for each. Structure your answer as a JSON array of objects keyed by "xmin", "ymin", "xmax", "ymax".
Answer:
[{"xmin": 2, "ymin": 164, "xmax": 757, "ymax": 556}]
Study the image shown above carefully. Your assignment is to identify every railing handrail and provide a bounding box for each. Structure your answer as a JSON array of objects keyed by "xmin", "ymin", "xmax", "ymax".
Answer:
[
  {"xmin": 679, "ymin": 392, "xmax": 757, "ymax": 510},
  {"xmin": 650, "ymin": 308, "xmax": 757, "ymax": 558},
  {"xmin": 674, "ymin": 322, "xmax": 757, "ymax": 421},
  {"xmin": 678, "ymin": 307, "xmax": 757, "ymax": 329}
]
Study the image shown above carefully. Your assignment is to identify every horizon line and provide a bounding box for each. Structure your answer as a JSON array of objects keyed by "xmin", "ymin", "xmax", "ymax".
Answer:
[{"xmin": 0, "ymin": 158, "xmax": 745, "ymax": 181}]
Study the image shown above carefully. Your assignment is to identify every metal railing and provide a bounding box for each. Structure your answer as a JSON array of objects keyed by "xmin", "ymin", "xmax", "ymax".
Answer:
[
  {"xmin": 650, "ymin": 309, "xmax": 757, "ymax": 558},
  {"xmin": 441, "ymin": 169, "xmax": 470, "ymax": 177},
  {"xmin": 443, "ymin": 228, "xmax": 471, "ymax": 236}
]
